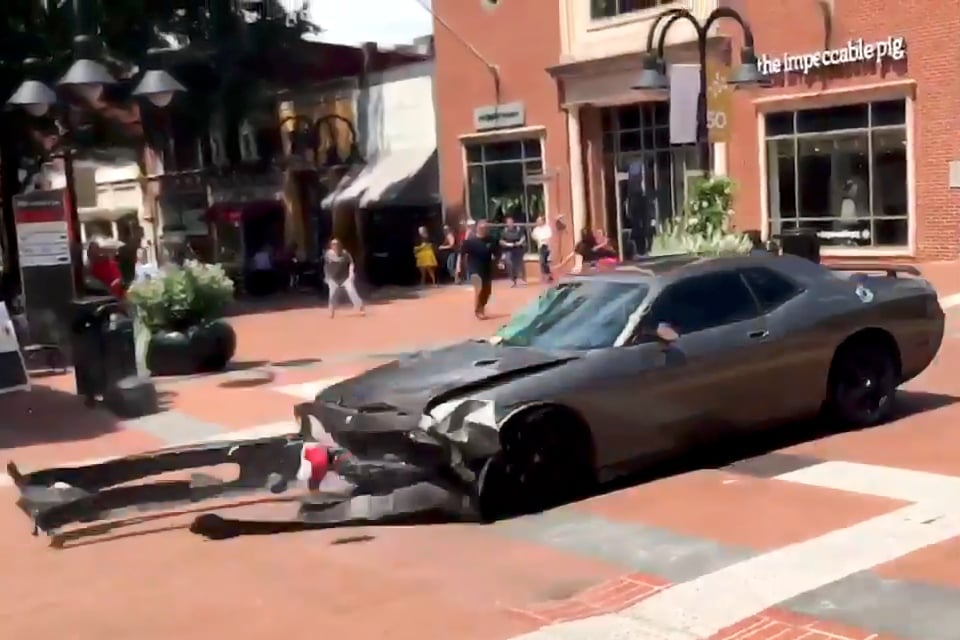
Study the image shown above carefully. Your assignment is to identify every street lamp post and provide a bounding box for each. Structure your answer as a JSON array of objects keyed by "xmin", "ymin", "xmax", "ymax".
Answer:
[
  {"xmin": 281, "ymin": 114, "xmax": 363, "ymax": 168},
  {"xmin": 6, "ymin": 40, "xmax": 186, "ymax": 294},
  {"xmin": 632, "ymin": 7, "xmax": 768, "ymax": 175}
]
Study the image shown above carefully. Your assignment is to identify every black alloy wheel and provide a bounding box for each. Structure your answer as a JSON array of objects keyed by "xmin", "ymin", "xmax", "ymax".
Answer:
[
  {"xmin": 829, "ymin": 343, "xmax": 898, "ymax": 427},
  {"xmin": 476, "ymin": 414, "xmax": 593, "ymax": 521}
]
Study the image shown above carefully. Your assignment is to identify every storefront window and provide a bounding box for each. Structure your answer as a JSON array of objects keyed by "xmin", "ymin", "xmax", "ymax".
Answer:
[
  {"xmin": 464, "ymin": 138, "xmax": 544, "ymax": 253},
  {"xmin": 601, "ymin": 102, "xmax": 694, "ymax": 254},
  {"xmin": 765, "ymin": 100, "xmax": 908, "ymax": 248},
  {"xmin": 590, "ymin": 0, "xmax": 671, "ymax": 20}
]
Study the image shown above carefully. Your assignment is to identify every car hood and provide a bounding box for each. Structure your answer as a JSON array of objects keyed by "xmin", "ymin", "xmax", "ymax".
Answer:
[{"xmin": 316, "ymin": 340, "xmax": 577, "ymax": 418}]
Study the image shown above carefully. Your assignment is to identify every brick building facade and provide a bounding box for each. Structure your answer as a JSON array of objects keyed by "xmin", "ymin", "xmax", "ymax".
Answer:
[
  {"xmin": 432, "ymin": 0, "xmax": 960, "ymax": 263},
  {"xmin": 432, "ymin": 0, "xmax": 575, "ymax": 268}
]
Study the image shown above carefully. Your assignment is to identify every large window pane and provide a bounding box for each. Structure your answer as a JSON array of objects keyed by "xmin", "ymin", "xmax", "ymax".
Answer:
[
  {"xmin": 522, "ymin": 139, "xmax": 542, "ymax": 159},
  {"xmin": 797, "ymin": 104, "xmax": 869, "ymax": 133},
  {"xmin": 871, "ymin": 100, "xmax": 906, "ymax": 127},
  {"xmin": 467, "ymin": 165, "xmax": 487, "ymax": 219},
  {"xmin": 765, "ymin": 112, "xmax": 794, "ymax": 137},
  {"xmin": 481, "ymin": 141, "xmax": 523, "ymax": 163},
  {"xmin": 484, "ymin": 162, "xmax": 525, "ymax": 223},
  {"xmin": 616, "ymin": 106, "xmax": 641, "ymax": 131},
  {"xmin": 871, "ymin": 129, "xmax": 907, "ymax": 217},
  {"xmin": 591, "ymin": 0, "xmax": 668, "ymax": 20},
  {"xmin": 796, "ymin": 133, "xmax": 871, "ymax": 247},
  {"xmin": 766, "ymin": 139, "xmax": 797, "ymax": 236},
  {"xmin": 465, "ymin": 145, "xmax": 483, "ymax": 163}
]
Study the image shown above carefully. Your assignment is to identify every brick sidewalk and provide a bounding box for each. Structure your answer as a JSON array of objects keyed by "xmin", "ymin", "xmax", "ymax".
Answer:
[{"xmin": 3, "ymin": 278, "xmax": 960, "ymax": 639}]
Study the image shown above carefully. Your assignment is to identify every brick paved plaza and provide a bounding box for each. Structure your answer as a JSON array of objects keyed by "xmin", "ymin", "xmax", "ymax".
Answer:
[{"xmin": 2, "ymin": 272, "xmax": 960, "ymax": 640}]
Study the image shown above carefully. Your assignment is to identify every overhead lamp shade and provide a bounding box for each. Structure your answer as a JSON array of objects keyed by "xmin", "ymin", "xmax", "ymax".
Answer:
[
  {"xmin": 631, "ymin": 56, "xmax": 669, "ymax": 91},
  {"xmin": 7, "ymin": 80, "xmax": 57, "ymax": 116},
  {"xmin": 727, "ymin": 48, "xmax": 773, "ymax": 88},
  {"xmin": 132, "ymin": 69, "xmax": 187, "ymax": 107},
  {"xmin": 58, "ymin": 58, "xmax": 116, "ymax": 101}
]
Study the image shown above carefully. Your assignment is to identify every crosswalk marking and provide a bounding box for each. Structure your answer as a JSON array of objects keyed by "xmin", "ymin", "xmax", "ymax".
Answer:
[{"xmin": 511, "ymin": 461, "xmax": 960, "ymax": 639}]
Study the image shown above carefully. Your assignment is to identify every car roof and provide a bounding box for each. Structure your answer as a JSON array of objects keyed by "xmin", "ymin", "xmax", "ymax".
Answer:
[{"xmin": 563, "ymin": 253, "xmax": 823, "ymax": 286}]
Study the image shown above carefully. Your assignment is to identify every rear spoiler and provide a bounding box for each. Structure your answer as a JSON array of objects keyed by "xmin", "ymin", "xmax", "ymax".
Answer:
[{"xmin": 827, "ymin": 263, "xmax": 922, "ymax": 278}]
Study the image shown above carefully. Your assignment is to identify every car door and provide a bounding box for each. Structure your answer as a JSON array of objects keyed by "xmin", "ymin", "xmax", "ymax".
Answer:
[
  {"xmin": 739, "ymin": 266, "xmax": 827, "ymax": 422},
  {"xmin": 595, "ymin": 271, "xmax": 767, "ymax": 467}
]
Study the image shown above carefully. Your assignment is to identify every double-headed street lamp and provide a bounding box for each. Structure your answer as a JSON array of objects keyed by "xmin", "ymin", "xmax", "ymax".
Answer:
[
  {"xmin": 632, "ymin": 7, "xmax": 768, "ymax": 175},
  {"xmin": 6, "ymin": 34, "xmax": 187, "ymax": 293}
]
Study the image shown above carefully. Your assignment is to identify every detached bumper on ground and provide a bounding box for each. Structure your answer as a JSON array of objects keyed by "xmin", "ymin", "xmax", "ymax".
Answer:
[{"xmin": 7, "ymin": 411, "xmax": 483, "ymax": 541}]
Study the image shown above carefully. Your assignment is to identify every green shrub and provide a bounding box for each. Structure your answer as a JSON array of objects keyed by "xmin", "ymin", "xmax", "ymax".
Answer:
[
  {"xmin": 128, "ymin": 260, "xmax": 234, "ymax": 331},
  {"xmin": 650, "ymin": 175, "xmax": 752, "ymax": 257}
]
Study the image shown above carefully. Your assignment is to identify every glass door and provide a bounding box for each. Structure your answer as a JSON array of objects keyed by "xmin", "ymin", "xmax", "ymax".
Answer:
[{"xmin": 614, "ymin": 172, "xmax": 628, "ymax": 260}]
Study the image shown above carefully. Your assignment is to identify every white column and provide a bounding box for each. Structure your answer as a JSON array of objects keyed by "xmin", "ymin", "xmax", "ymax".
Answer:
[
  {"xmin": 566, "ymin": 106, "xmax": 587, "ymax": 238},
  {"xmin": 712, "ymin": 142, "xmax": 727, "ymax": 176}
]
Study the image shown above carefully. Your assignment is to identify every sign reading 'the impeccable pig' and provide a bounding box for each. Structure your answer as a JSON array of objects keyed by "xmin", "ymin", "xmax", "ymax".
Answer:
[{"xmin": 759, "ymin": 36, "xmax": 907, "ymax": 76}]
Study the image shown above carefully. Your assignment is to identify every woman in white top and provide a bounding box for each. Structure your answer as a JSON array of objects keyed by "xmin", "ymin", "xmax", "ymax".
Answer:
[{"xmin": 531, "ymin": 216, "xmax": 553, "ymax": 282}]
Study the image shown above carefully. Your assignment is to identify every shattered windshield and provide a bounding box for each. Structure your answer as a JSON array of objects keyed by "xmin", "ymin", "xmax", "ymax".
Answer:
[{"xmin": 496, "ymin": 280, "xmax": 649, "ymax": 350}]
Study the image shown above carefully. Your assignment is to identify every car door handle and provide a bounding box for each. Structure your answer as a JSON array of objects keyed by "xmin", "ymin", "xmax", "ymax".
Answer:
[{"xmin": 747, "ymin": 330, "xmax": 769, "ymax": 340}]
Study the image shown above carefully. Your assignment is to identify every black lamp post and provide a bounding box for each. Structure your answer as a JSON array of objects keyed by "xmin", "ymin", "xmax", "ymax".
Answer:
[
  {"xmin": 632, "ymin": 7, "xmax": 768, "ymax": 176},
  {"xmin": 6, "ymin": 40, "xmax": 186, "ymax": 294},
  {"xmin": 281, "ymin": 114, "xmax": 363, "ymax": 168}
]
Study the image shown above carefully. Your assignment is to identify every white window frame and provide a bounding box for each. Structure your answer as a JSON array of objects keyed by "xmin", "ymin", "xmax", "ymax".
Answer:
[{"xmin": 758, "ymin": 92, "xmax": 916, "ymax": 257}]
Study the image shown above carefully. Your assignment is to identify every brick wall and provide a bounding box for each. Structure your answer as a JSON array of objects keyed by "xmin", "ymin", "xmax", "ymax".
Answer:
[{"xmin": 722, "ymin": 0, "xmax": 960, "ymax": 259}]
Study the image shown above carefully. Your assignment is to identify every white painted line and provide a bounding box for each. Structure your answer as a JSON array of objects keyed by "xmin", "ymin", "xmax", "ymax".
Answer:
[
  {"xmin": 777, "ymin": 460, "xmax": 960, "ymax": 504},
  {"xmin": 939, "ymin": 292, "xmax": 960, "ymax": 310},
  {"xmin": 272, "ymin": 376, "xmax": 347, "ymax": 401},
  {"xmin": 510, "ymin": 461, "xmax": 960, "ymax": 639}
]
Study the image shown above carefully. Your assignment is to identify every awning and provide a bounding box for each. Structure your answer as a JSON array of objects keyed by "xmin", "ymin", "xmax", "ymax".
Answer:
[{"xmin": 322, "ymin": 147, "xmax": 439, "ymax": 209}]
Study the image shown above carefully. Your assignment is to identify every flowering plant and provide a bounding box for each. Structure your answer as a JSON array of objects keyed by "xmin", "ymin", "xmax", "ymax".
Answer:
[
  {"xmin": 650, "ymin": 176, "xmax": 752, "ymax": 256},
  {"xmin": 128, "ymin": 261, "xmax": 235, "ymax": 331}
]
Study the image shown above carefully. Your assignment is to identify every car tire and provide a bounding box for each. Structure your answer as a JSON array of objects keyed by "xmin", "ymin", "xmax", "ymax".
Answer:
[
  {"xmin": 476, "ymin": 410, "xmax": 594, "ymax": 522},
  {"xmin": 826, "ymin": 340, "xmax": 899, "ymax": 428}
]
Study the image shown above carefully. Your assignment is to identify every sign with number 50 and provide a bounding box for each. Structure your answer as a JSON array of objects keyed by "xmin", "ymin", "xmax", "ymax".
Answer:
[{"xmin": 705, "ymin": 58, "xmax": 732, "ymax": 143}]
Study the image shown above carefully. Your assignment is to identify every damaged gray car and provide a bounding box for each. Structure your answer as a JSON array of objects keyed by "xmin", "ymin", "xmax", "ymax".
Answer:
[{"xmin": 8, "ymin": 253, "xmax": 945, "ymax": 539}]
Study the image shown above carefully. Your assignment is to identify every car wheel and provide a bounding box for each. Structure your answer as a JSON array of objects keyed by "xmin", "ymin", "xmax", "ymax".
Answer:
[
  {"xmin": 827, "ymin": 341, "xmax": 899, "ymax": 427},
  {"xmin": 476, "ymin": 412, "xmax": 594, "ymax": 521}
]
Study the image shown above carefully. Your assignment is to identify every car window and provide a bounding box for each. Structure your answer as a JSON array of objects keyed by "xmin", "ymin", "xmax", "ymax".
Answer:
[
  {"xmin": 741, "ymin": 267, "xmax": 802, "ymax": 312},
  {"xmin": 648, "ymin": 272, "xmax": 760, "ymax": 335}
]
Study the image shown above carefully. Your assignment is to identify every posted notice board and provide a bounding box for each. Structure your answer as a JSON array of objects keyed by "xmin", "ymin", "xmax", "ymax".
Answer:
[{"xmin": 14, "ymin": 188, "xmax": 76, "ymax": 347}]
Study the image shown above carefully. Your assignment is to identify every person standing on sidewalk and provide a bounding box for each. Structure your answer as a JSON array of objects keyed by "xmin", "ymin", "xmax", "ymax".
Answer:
[
  {"xmin": 323, "ymin": 238, "xmax": 365, "ymax": 318},
  {"xmin": 531, "ymin": 215, "xmax": 553, "ymax": 282},
  {"xmin": 499, "ymin": 216, "xmax": 527, "ymax": 287},
  {"xmin": 460, "ymin": 221, "xmax": 500, "ymax": 319}
]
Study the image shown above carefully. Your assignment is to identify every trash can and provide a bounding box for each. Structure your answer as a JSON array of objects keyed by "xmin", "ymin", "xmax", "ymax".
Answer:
[
  {"xmin": 777, "ymin": 228, "xmax": 821, "ymax": 263},
  {"xmin": 70, "ymin": 296, "xmax": 138, "ymax": 406}
]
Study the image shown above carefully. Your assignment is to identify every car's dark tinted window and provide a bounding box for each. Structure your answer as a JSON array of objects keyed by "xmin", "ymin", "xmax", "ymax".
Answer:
[
  {"xmin": 649, "ymin": 272, "xmax": 759, "ymax": 335},
  {"xmin": 741, "ymin": 268, "xmax": 802, "ymax": 312}
]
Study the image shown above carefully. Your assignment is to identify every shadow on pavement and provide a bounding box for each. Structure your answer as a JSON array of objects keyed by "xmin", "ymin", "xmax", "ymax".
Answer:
[
  {"xmin": 600, "ymin": 389, "xmax": 960, "ymax": 496},
  {"xmin": 224, "ymin": 285, "xmax": 448, "ymax": 319},
  {"xmin": 0, "ymin": 385, "xmax": 123, "ymax": 448},
  {"xmin": 24, "ymin": 390, "xmax": 958, "ymax": 546}
]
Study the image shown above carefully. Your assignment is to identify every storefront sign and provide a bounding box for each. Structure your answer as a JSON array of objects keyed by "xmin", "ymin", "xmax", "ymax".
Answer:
[
  {"xmin": 473, "ymin": 102, "xmax": 525, "ymax": 131},
  {"xmin": 758, "ymin": 37, "xmax": 907, "ymax": 76},
  {"xmin": 706, "ymin": 58, "xmax": 732, "ymax": 143}
]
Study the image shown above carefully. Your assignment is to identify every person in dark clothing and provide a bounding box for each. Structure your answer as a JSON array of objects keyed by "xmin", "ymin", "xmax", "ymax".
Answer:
[
  {"xmin": 499, "ymin": 216, "xmax": 527, "ymax": 286},
  {"xmin": 459, "ymin": 220, "xmax": 500, "ymax": 319},
  {"xmin": 575, "ymin": 228, "xmax": 597, "ymax": 271}
]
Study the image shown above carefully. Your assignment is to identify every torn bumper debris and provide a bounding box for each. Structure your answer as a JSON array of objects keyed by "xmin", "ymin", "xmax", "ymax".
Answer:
[{"xmin": 8, "ymin": 427, "xmax": 482, "ymax": 540}]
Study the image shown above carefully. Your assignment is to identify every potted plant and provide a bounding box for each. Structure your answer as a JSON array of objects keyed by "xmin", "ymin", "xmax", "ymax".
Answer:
[
  {"xmin": 651, "ymin": 176, "xmax": 754, "ymax": 257},
  {"xmin": 127, "ymin": 260, "xmax": 237, "ymax": 376}
]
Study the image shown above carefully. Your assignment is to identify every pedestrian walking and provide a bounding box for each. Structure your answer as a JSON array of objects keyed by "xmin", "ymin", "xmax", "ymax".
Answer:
[
  {"xmin": 413, "ymin": 226, "xmax": 439, "ymax": 286},
  {"xmin": 437, "ymin": 224, "xmax": 458, "ymax": 282},
  {"xmin": 531, "ymin": 215, "xmax": 553, "ymax": 282},
  {"xmin": 499, "ymin": 217, "xmax": 527, "ymax": 286},
  {"xmin": 459, "ymin": 220, "xmax": 500, "ymax": 319},
  {"xmin": 323, "ymin": 238, "xmax": 365, "ymax": 318}
]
